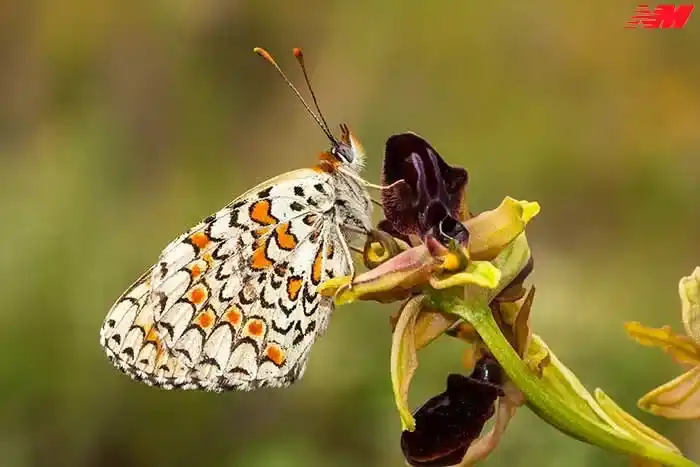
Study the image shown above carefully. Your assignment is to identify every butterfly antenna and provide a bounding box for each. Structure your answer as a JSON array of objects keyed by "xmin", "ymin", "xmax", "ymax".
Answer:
[
  {"xmin": 253, "ymin": 47, "xmax": 336, "ymax": 142},
  {"xmin": 292, "ymin": 48, "xmax": 333, "ymax": 138}
]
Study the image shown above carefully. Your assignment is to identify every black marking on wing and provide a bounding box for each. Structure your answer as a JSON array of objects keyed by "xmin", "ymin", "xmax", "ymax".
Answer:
[
  {"xmin": 238, "ymin": 287, "xmax": 256, "ymax": 305},
  {"xmin": 274, "ymin": 262, "xmax": 289, "ymax": 277},
  {"xmin": 303, "ymin": 302, "xmax": 319, "ymax": 318},
  {"xmin": 302, "ymin": 283, "xmax": 317, "ymax": 304},
  {"xmin": 200, "ymin": 356, "xmax": 222, "ymax": 370},
  {"xmin": 278, "ymin": 298, "xmax": 295, "ymax": 317},
  {"xmin": 260, "ymin": 292, "xmax": 276, "ymax": 309},
  {"xmin": 233, "ymin": 336, "xmax": 262, "ymax": 352},
  {"xmin": 271, "ymin": 320, "xmax": 294, "ymax": 334},
  {"xmin": 215, "ymin": 263, "xmax": 231, "ymax": 281},
  {"xmin": 158, "ymin": 262, "xmax": 169, "ymax": 279},
  {"xmin": 292, "ymin": 321, "xmax": 305, "ymax": 346},
  {"xmin": 228, "ymin": 207, "xmax": 248, "ymax": 230},
  {"xmin": 227, "ymin": 367, "xmax": 251, "ymax": 376},
  {"xmin": 154, "ymin": 291, "xmax": 168, "ymax": 313},
  {"xmin": 270, "ymin": 275, "xmax": 282, "ymax": 289}
]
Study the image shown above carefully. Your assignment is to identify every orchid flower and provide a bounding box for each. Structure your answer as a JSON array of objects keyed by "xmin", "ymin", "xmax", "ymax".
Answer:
[
  {"xmin": 321, "ymin": 132, "xmax": 696, "ymax": 467},
  {"xmin": 626, "ymin": 267, "xmax": 700, "ymax": 420}
]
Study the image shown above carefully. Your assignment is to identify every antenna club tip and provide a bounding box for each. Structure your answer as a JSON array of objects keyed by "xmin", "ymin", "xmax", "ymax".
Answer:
[
  {"xmin": 293, "ymin": 47, "xmax": 303, "ymax": 58},
  {"xmin": 253, "ymin": 47, "xmax": 271, "ymax": 59}
]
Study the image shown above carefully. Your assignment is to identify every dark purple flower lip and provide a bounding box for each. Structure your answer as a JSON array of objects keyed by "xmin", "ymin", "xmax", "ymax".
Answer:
[
  {"xmin": 381, "ymin": 133, "xmax": 469, "ymax": 242},
  {"xmin": 400, "ymin": 355, "xmax": 504, "ymax": 467}
]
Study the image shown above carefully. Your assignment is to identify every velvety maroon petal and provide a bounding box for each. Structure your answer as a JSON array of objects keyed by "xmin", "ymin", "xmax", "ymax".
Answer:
[
  {"xmin": 400, "ymin": 355, "xmax": 503, "ymax": 467},
  {"xmin": 381, "ymin": 133, "xmax": 468, "ymax": 239}
]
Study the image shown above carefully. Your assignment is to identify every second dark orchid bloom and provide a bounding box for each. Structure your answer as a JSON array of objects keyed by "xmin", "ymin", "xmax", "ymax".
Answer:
[{"xmin": 320, "ymin": 133, "xmax": 697, "ymax": 467}]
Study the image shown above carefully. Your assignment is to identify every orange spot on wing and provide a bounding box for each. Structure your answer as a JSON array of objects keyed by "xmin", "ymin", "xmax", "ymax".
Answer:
[
  {"xmin": 247, "ymin": 319, "xmax": 265, "ymax": 337},
  {"xmin": 265, "ymin": 345, "xmax": 286, "ymax": 366},
  {"xmin": 145, "ymin": 327, "xmax": 160, "ymax": 344},
  {"xmin": 251, "ymin": 239, "xmax": 273, "ymax": 270},
  {"xmin": 144, "ymin": 326, "xmax": 165, "ymax": 358},
  {"xmin": 190, "ymin": 232, "xmax": 210, "ymax": 249},
  {"xmin": 287, "ymin": 276, "xmax": 303, "ymax": 301},
  {"xmin": 275, "ymin": 223, "xmax": 298, "ymax": 250},
  {"xmin": 253, "ymin": 226, "xmax": 271, "ymax": 238},
  {"xmin": 312, "ymin": 248, "xmax": 324, "ymax": 285},
  {"xmin": 189, "ymin": 287, "xmax": 207, "ymax": 305},
  {"xmin": 202, "ymin": 254, "xmax": 214, "ymax": 266},
  {"xmin": 250, "ymin": 200, "xmax": 278, "ymax": 226},
  {"xmin": 196, "ymin": 309, "xmax": 215, "ymax": 329},
  {"xmin": 191, "ymin": 264, "xmax": 202, "ymax": 278},
  {"xmin": 224, "ymin": 306, "xmax": 242, "ymax": 326}
]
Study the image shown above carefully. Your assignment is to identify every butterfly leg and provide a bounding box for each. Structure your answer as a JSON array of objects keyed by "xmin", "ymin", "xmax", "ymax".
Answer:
[
  {"xmin": 335, "ymin": 223, "xmax": 357, "ymax": 288},
  {"xmin": 337, "ymin": 167, "xmax": 405, "ymax": 192}
]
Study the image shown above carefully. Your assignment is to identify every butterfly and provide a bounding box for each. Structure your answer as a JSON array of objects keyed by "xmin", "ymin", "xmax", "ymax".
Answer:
[{"xmin": 100, "ymin": 47, "xmax": 378, "ymax": 392}]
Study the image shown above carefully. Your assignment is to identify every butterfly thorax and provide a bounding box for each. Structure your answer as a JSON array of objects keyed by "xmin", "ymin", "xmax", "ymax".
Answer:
[
  {"xmin": 313, "ymin": 152, "xmax": 342, "ymax": 174},
  {"xmin": 328, "ymin": 163, "xmax": 373, "ymax": 238}
]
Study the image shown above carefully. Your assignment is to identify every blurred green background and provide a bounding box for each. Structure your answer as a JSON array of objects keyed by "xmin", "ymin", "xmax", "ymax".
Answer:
[{"xmin": 1, "ymin": 1, "xmax": 699, "ymax": 466}]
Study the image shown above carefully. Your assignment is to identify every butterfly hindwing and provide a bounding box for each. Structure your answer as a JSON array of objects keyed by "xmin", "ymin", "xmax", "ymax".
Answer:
[{"xmin": 100, "ymin": 169, "xmax": 352, "ymax": 391}]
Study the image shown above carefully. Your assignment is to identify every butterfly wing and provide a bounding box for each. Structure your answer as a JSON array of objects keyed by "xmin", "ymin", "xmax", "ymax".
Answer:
[{"xmin": 100, "ymin": 169, "xmax": 352, "ymax": 391}]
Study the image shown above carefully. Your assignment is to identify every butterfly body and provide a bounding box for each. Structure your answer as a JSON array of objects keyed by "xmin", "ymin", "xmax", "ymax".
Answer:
[{"xmin": 101, "ymin": 123, "xmax": 372, "ymax": 392}]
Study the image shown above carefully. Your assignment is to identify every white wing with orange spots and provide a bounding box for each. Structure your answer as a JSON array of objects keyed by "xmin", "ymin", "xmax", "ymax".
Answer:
[{"xmin": 100, "ymin": 168, "xmax": 371, "ymax": 391}]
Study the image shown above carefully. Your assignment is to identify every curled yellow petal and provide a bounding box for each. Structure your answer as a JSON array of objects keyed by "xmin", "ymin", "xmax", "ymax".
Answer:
[
  {"xmin": 390, "ymin": 295, "xmax": 425, "ymax": 431},
  {"xmin": 638, "ymin": 366, "xmax": 700, "ymax": 420},
  {"xmin": 465, "ymin": 197, "xmax": 540, "ymax": 261},
  {"xmin": 318, "ymin": 276, "xmax": 351, "ymax": 297},
  {"xmin": 362, "ymin": 229, "xmax": 410, "ymax": 269},
  {"xmin": 429, "ymin": 260, "xmax": 501, "ymax": 290},
  {"xmin": 680, "ymin": 267, "xmax": 700, "ymax": 343},
  {"xmin": 624, "ymin": 321, "xmax": 700, "ymax": 366},
  {"xmin": 322, "ymin": 244, "xmax": 434, "ymax": 305}
]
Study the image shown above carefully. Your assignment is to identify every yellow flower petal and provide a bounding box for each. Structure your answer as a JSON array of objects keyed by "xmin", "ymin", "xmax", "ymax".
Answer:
[
  {"xmin": 624, "ymin": 321, "xmax": 700, "ymax": 366},
  {"xmin": 465, "ymin": 197, "xmax": 540, "ymax": 261},
  {"xmin": 390, "ymin": 295, "xmax": 425, "ymax": 431},
  {"xmin": 322, "ymin": 244, "xmax": 434, "ymax": 305},
  {"xmin": 429, "ymin": 260, "xmax": 501, "ymax": 290},
  {"xmin": 638, "ymin": 366, "xmax": 700, "ymax": 420},
  {"xmin": 680, "ymin": 267, "xmax": 700, "ymax": 343}
]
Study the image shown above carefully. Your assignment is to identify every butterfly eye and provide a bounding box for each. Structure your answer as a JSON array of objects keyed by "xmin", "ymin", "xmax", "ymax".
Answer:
[{"xmin": 331, "ymin": 143, "xmax": 354, "ymax": 164}]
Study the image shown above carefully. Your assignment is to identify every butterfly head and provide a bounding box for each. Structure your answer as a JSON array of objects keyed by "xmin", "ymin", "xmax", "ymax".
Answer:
[{"xmin": 329, "ymin": 124, "xmax": 365, "ymax": 171}]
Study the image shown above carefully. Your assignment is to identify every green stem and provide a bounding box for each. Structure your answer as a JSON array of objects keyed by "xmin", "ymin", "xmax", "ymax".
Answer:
[{"xmin": 434, "ymin": 294, "xmax": 698, "ymax": 467}]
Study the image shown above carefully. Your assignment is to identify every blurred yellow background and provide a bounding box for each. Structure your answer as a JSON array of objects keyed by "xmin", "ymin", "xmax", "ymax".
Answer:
[{"xmin": 1, "ymin": 1, "xmax": 699, "ymax": 466}]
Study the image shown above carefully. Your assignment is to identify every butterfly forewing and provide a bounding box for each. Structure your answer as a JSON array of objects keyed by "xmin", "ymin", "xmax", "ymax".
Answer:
[{"xmin": 100, "ymin": 169, "xmax": 357, "ymax": 391}]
